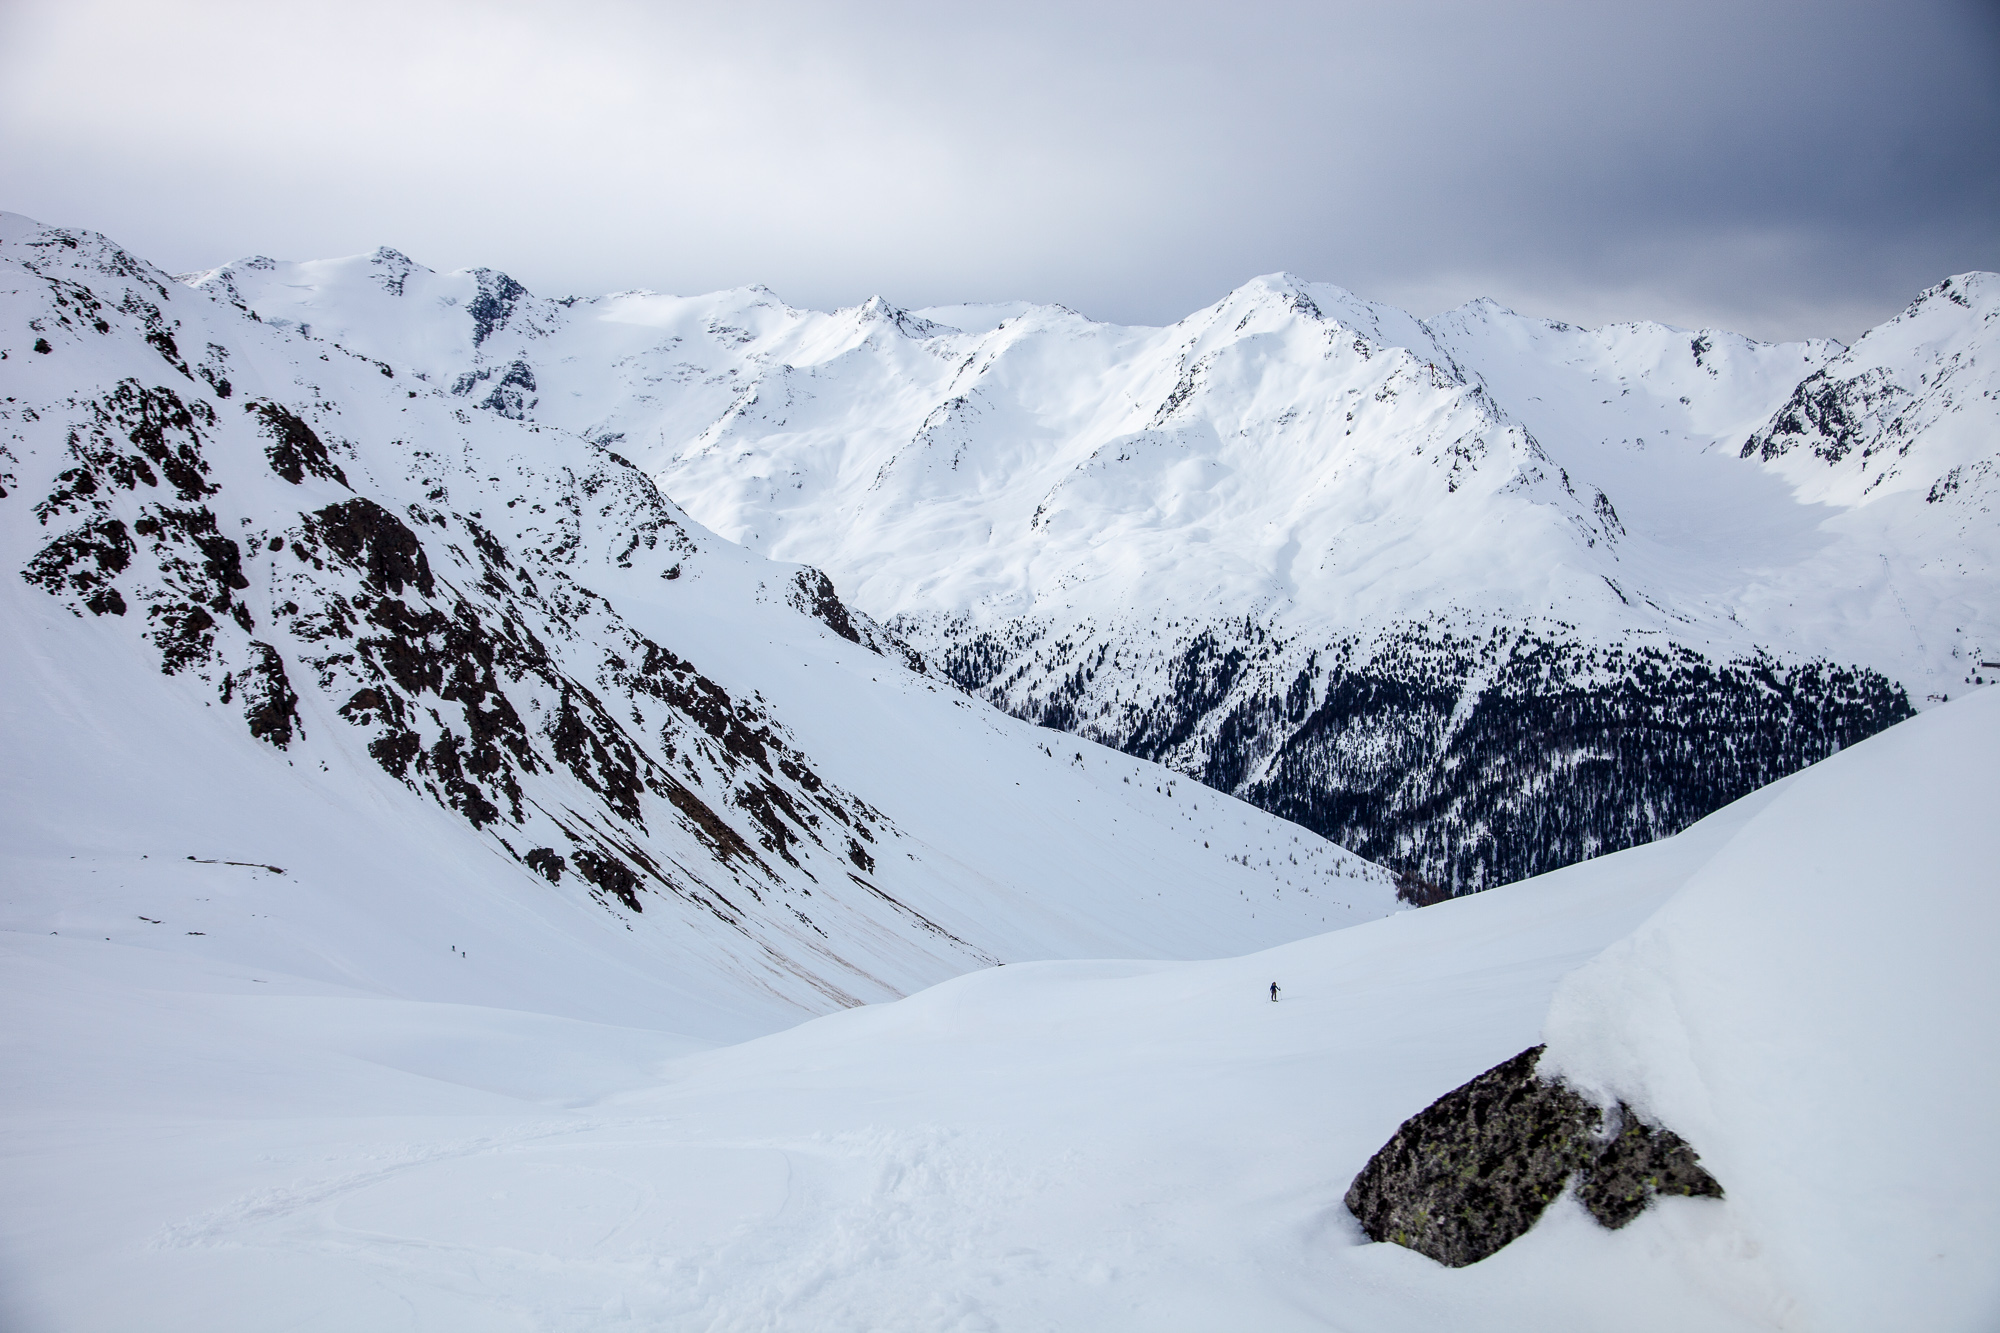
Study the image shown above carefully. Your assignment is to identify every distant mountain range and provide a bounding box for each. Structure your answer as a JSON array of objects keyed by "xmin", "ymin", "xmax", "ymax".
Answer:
[
  {"xmin": 0, "ymin": 213, "xmax": 1394, "ymax": 1034},
  {"xmin": 176, "ymin": 241, "xmax": 1997, "ymax": 890}
]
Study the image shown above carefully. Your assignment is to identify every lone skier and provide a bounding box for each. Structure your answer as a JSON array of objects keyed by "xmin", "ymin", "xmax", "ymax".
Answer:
[{"xmin": 1270, "ymin": 981, "xmax": 1280, "ymax": 1002}]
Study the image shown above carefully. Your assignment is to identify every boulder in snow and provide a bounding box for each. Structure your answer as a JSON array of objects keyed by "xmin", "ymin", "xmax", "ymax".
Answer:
[{"xmin": 1344, "ymin": 1044, "xmax": 1721, "ymax": 1266}]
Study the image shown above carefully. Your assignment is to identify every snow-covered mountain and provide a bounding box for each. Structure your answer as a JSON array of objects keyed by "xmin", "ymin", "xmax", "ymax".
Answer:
[
  {"xmin": 0, "ymin": 213, "xmax": 1394, "ymax": 1039},
  {"xmin": 8, "ymin": 211, "xmax": 1996, "ymax": 1331},
  {"xmin": 187, "ymin": 248, "xmax": 1998, "ymax": 889}
]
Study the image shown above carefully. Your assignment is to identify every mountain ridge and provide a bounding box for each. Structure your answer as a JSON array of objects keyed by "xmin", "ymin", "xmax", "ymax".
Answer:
[
  {"xmin": 3, "ymin": 211, "xmax": 1396, "ymax": 1033},
  {"xmin": 173, "ymin": 236, "xmax": 1995, "ymax": 889}
]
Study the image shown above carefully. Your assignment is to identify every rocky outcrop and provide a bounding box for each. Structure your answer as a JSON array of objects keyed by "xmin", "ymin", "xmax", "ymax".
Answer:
[
  {"xmin": 1344, "ymin": 1045, "xmax": 1721, "ymax": 1266},
  {"xmin": 249, "ymin": 399, "xmax": 347, "ymax": 487}
]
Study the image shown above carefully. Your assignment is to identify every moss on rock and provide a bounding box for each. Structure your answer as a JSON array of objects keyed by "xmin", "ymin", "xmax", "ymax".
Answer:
[{"xmin": 1344, "ymin": 1045, "xmax": 1722, "ymax": 1266}]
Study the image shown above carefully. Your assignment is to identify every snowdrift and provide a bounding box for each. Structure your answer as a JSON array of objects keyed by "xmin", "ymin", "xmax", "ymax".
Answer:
[{"xmin": 1543, "ymin": 685, "xmax": 2000, "ymax": 1331}]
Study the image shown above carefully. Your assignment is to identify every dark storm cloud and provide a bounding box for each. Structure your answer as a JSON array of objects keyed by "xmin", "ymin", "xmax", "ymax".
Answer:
[{"xmin": 1, "ymin": 0, "xmax": 1994, "ymax": 340}]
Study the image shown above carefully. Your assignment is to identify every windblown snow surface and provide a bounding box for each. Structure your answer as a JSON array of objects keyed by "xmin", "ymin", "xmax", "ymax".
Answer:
[{"xmin": 3, "ymin": 659, "xmax": 1995, "ymax": 1331}]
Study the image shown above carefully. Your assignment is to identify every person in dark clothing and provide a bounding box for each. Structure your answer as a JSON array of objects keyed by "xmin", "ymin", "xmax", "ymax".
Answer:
[{"xmin": 1270, "ymin": 981, "xmax": 1280, "ymax": 1002}]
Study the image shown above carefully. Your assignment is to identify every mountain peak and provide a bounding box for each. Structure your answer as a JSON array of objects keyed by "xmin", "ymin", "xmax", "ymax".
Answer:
[
  {"xmin": 1902, "ymin": 270, "xmax": 2000, "ymax": 321},
  {"xmin": 844, "ymin": 293, "xmax": 951, "ymax": 340},
  {"xmin": 1446, "ymin": 295, "xmax": 1522, "ymax": 320}
]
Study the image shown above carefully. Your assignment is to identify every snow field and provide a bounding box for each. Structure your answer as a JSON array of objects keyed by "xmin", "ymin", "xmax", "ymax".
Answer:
[{"xmin": 11, "ymin": 688, "xmax": 1996, "ymax": 1329}]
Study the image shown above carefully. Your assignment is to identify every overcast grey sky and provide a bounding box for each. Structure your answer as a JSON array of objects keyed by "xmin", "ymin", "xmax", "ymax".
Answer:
[{"xmin": 2, "ymin": 0, "xmax": 1995, "ymax": 340}]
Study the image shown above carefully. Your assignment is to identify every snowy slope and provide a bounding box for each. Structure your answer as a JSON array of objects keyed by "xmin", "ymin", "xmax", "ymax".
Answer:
[
  {"xmin": 5, "ymin": 673, "xmax": 1991, "ymax": 1329},
  {"xmin": 185, "ymin": 250, "xmax": 1960, "ymax": 673},
  {"xmin": 186, "ymin": 262, "xmax": 1628, "ymax": 628},
  {"xmin": 1543, "ymin": 686, "xmax": 2000, "ymax": 1333},
  {"xmin": 1422, "ymin": 300, "xmax": 1844, "ymax": 588},
  {"xmin": 1728, "ymin": 273, "xmax": 2000, "ymax": 700},
  {"xmin": 0, "ymin": 212, "xmax": 1395, "ymax": 1043},
  {"xmin": 181, "ymin": 245, "xmax": 1988, "ymax": 888}
]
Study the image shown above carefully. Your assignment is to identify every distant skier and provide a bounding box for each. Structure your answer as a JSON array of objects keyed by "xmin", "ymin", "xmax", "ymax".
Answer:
[{"xmin": 1270, "ymin": 981, "xmax": 1280, "ymax": 1002}]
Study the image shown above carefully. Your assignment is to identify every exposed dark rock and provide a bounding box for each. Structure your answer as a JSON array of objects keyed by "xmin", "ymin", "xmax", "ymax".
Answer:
[
  {"xmin": 143, "ymin": 505, "xmax": 249, "ymax": 612},
  {"xmin": 661, "ymin": 777, "xmax": 764, "ymax": 869},
  {"xmin": 367, "ymin": 728, "xmax": 422, "ymax": 778},
  {"xmin": 144, "ymin": 326, "xmax": 186, "ymax": 373},
  {"xmin": 97, "ymin": 380, "xmax": 215, "ymax": 501},
  {"xmin": 623, "ymin": 636, "xmax": 775, "ymax": 772},
  {"xmin": 34, "ymin": 429, "xmax": 161, "ymax": 526},
  {"xmin": 231, "ymin": 641, "xmax": 300, "ymax": 747},
  {"xmin": 1344, "ymin": 1046, "xmax": 1722, "ymax": 1267},
  {"xmin": 329, "ymin": 594, "xmax": 537, "ymax": 826},
  {"xmin": 571, "ymin": 847, "xmax": 643, "ymax": 911},
  {"xmin": 22, "ymin": 516, "xmax": 133, "ymax": 610},
  {"xmin": 1575, "ymin": 1110, "xmax": 1727, "ymax": 1229},
  {"xmin": 310, "ymin": 498, "xmax": 434, "ymax": 597},
  {"xmin": 467, "ymin": 270, "xmax": 528, "ymax": 346},
  {"xmin": 1743, "ymin": 365, "xmax": 1907, "ymax": 465},
  {"xmin": 9, "ymin": 221, "xmax": 918, "ymax": 954},
  {"xmin": 1344, "ymin": 1048, "xmax": 1591, "ymax": 1266},
  {"xmin": 250, "ymin": 400, "xmax": 348, "ymax": 487},
  {"xmin": 424, "ymin": 730, "xmax": 502, "ymax": 827},
  {"xmin": 783, "ymin": 568, "xmax": 928, "ymax": 672},
  {"xmin": 147, "ymin": 600, "xmax": 218, "ymax": 674},
  {"xmin": 549, "ymin": 684, "xmax": 651, "ymax": 826},
  {"xmin": 734, "ymin": 776, "xmax": 816, "ymax": 865},
  {"xmin": 791, "ymin": 567, "xmax": 863, "ymax": 644},
  {"xmin": 479, "ymin": 360, "xmax": 537, "ymax": 419},
  {"xmin": 339, "ymin": 686, "xmax": 400, "ymax": 728}
]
